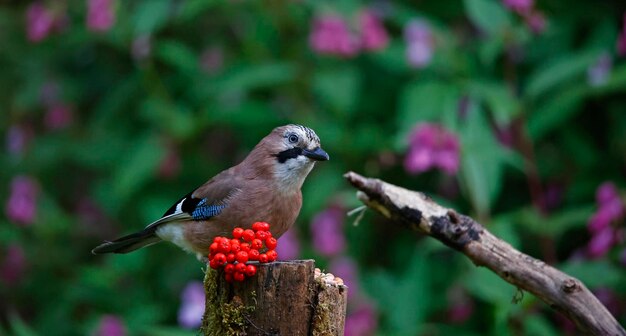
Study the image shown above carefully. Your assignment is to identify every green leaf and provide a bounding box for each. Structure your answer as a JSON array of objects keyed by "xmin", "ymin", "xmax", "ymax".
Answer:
[
  {"xmin": 215, "ymin": 62, "xmax": 297, "ymax": 94},
  {"xmin": 176, "ymin": 0, "xmax": 220, "ymax": 22},
  {"xmin": 459, "ymin": 102, "xmax": 507, "ymax": 217},
  {"xmin": 155, "ymin": 40, "xmax": 199, "ymax": 74},
  {"xmin": 362, "ymin": 247, "xmax": 433, "ymax": 334},
  {"xmin": 109, "ymin": 134, "xmax": 164, "ymax": 208},
  {"xmin": 463, "ymin": 0, "xmax": 511, "ymax": 35},
  {"xmin": 313, "ymin": 66, "xmax": 361, "ymax": 117},
  {"xmin": 8, "ymin": 312, "xmax": 39, "ymax": 336},
  {"xmin": 369, "ymin": 41, "xmax": 410, "ymax": 74},
  {"xmin": 559, "ymin": 260, "xmax": 625, "ymax": 288},
  {"xmin": 468, "ymin": 80, "xmax": 521, "ymax": 126},
  {"xmin": 464, "ymin": 267, "xmax": 516, "ymax": 304},
  {"xmin": 133, "ymin": 0, "xmax": 172, "ymax": 35},
  {"xmin": 524, "ymin": 315, "xmax": 560, "ymax": 336},
  {"xmin": 517, "ymin": 206, "xmax": 593, "ymax": 237},
  {"xmin": 140, "ymin": 98, "xmax": 198, "ymax": 139},
  {"xmin": 527, "ymin": 86, "xmax": 586, "ymax": 139},
  {"xmin": 525, "ymin": 50, "xmax": 599, "ymax": 99}
]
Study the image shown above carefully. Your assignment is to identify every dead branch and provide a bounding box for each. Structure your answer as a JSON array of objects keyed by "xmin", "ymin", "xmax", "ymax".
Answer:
[{"xmin": 344, "ymin": 171, "xmax": 625, "ymax": 336}]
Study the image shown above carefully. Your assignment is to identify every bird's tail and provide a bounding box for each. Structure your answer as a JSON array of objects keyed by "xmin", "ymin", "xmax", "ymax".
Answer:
[{"xmin": 92, "ymin": 230, "xmax": 162, "ymax": 254}]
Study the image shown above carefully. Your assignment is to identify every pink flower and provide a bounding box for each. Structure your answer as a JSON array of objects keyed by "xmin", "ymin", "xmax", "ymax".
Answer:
[
  {"xmin": 359, "ymin": 10, "xmax": 388, "ymax": 51},
  {"xmin": 345, "ymin": 304, "xmax": 378, "ymax": 336},
  {"xmin": 588, "ymin": 182, "xmax": 624, "ymax": 233},
  {"xmin": 404, "ymin": 19, "xmax": 434, "ymax": 68},
  {"xmin": 404, "ymin": 123, "xmax": 460, "ymax": 175},
  {"xmin": 311, "ymin": 205, "xmax": 345, "ymax": 256},
  {"xmin": 178, "ymin": 282, "xmax": 205, "ymax": 329},
  {"xmin": 25, "ymin": 2, "xmax": 56, "ymax": 42},
  {"xmin": 597, "ymin": 182, "xmax": 621, "ymax": 205},
  {"xmin": 0, "ymin": 244, "xmax": 27, "ymax": 286},
  {"xmin": 617, "ymin": 13, "xmax": 626, "ymax": 57},
  {"xmin": 44, "ymin": 104, "xmax": 73, "ymax": 130},
  {"xmin": 587, "ymin": 226, "xmax": 615, "ymax": 258},
  {"xmin": 87, "ymin": 0, "xmax": 116, "ymax": 32},
  {"xmin": 5, "ymin": 176, "xmax": 39, "ymax": 226},
  {"xmin": 95, "ymin": 315, "xmax": 126, "ymax": 336},
  {"xmin": 275, "ymin": 228, "xmax": 300, "ymax": 260},
  {"xmin": 309, "ymin": 14, "xmax": 359, "ymax": 58},
  {"xmin": 502, "ymin": 0, "xmax": 533, "ymax": 15}
]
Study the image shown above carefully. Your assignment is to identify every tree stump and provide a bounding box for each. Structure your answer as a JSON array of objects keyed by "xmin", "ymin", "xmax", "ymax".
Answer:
[{"xmin": 201, "ymin": 259, "xmax": 348, "ymax": 336}]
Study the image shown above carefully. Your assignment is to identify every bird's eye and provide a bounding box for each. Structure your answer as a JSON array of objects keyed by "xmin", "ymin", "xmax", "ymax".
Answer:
[{"xmin": 288, "ymin": 134, "xmax": 299, "ymax": 143}]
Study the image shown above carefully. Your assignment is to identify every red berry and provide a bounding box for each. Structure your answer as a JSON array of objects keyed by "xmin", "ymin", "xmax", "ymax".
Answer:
[
  {"xmin": 224, "ymin": 263, "xmax": 235, "ymax": 274},
  {"xmin": 251, "ymin": 239, "xmax": 263, "ymax": 250},
  {"xmin": 210, "ymin": 242, "xmax": 219, "ymax": 254},
  {"xmin": 230, "ymin": 242, "xmax": 241, "ymax": 253},
  {"xmin": 253, "ymin": 222, "xmax": 270, "ymax": 231},
  {"xmin": 232, "ymin": 227, "xmax": 244, "ymax": 239},
  {"xmin": 227, "ymin": 253, "xmax": 236, "ymax": 263},
  {"xmin": 265, "ymin": 237, "xmax": 277, "ymax": 250},
  {"xmin": 258, "ymin": 253, "xmax": 269, "ymax": 263},
  {"xmin": 218, "ymin": 239, "xmax": 231, "ymax": 254},
  {"xmin": 209, "ymin": 259, "xmax": 220, "ymax": 269},
  {"xmin": 213, "ymin": 237, "xmax": 222, "ymax": 244},
  {"xmin": 234, "ymin": 272, "xmax": 245, "ymax": 282},
  {"xmin": 266, "ymin": 250, "xmax": 278, "ymax": 262},
  {"xmin": 249, "ymin": 249, "xmax": 260, "ymax": 260},
  {"xmin": 245, "ymin": 265, "xmax": 257, "ymax": 277},
  {"xmin": 235, "ymin": 262, "xmax": 247, "ymax": 273},
  {"xmin": 214, "ymin": 253, "xmax": 227, "ymax": 266},
  {"xmin": 242, "ymin": 229, "xmax": 255, "ymax": 242},
  {"xmin": 240, "ymin": 243, "xmax": 250, "ymax": 253},
  {"xmin": 236, "ymin": 251, "xmax": 249, "ymax": 264},
  {"xmin": 265, "ymin": 231, "xmax": 272, "ymax": 238},
  {"xmin": 256, "ymin": 231, "xmax": 268, "ymax": 240},
  {"xmin": 225, "ymin": 273, "xmax": 233, "ymax": 282}
]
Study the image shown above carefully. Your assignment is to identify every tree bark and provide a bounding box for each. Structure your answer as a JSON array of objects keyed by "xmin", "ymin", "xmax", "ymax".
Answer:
[
  {"xmin": 344, "ymin": 171, "xmax": 625, "ymax": 336},
  {"xmin": 201, "ymin": 259, "xmax": 348, "ymax": 336}
]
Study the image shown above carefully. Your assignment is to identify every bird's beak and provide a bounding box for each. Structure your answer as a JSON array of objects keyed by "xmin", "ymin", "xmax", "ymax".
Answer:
[{"xmin": 303, "ymin": 147, "xmax": 329, "ymax": 161}]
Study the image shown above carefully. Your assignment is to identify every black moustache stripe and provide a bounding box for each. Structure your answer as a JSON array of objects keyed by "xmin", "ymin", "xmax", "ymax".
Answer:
[{"xmin": 275, "ymin": 147, "xmax": 303, "ymax": 163}]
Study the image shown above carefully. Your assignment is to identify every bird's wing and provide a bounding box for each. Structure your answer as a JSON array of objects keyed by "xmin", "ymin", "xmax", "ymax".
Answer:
[{"xmin": 154, "ymin": 168, "xmax": 243, "ymax": 229}]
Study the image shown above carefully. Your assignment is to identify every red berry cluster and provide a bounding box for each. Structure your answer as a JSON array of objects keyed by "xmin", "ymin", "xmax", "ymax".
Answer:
[{"xmin": 208, "ymin": 222, "xmax": 278, "ymax": 282}]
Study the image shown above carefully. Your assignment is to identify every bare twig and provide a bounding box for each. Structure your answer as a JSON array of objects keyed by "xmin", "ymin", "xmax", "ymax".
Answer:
[{"xmin": 344, "ymin": 171, "xmax": 625, "ymax": 336}]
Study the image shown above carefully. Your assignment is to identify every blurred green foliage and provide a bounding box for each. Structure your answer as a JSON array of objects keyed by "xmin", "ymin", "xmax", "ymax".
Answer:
[{"xmin": 1, "ymin": 0, "xmax": 626, "ymax": 335}]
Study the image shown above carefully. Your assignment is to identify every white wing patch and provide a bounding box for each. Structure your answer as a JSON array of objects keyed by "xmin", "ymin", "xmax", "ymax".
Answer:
[{"xmin": 174, "ymin": 198, "xmax": 186, "ymax": 214}]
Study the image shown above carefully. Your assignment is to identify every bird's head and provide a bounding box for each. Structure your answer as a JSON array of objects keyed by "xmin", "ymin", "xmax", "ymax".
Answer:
[{"xmin": 252, "ymin": 124, "xmax": 329, "ymax": 191}]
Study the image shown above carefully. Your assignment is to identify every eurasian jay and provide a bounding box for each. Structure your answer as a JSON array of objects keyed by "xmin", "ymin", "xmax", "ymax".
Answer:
[{"xmin": 92, "ymin": 124, "xmax": 329, "ymax": 259}]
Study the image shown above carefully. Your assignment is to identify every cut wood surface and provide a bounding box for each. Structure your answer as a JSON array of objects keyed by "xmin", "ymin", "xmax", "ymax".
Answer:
[
  {"xmin": 344, "ymin": 171, "xmax": 625, "ymax": 336},
  {"xmin": 201, "ymin": 259, "xmax": 347, "ymax": 336}
]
